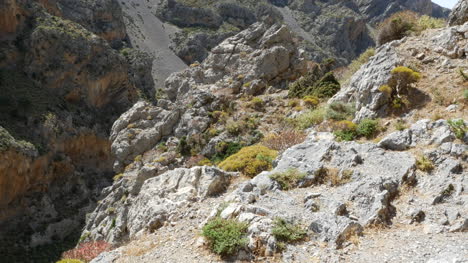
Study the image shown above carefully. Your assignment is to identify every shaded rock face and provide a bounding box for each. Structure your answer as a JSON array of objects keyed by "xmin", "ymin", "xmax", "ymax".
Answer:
[
  {"xmin": 449, "ymin": 0, "xmax": 468, "ymax": 26},
  {"xmin": 331, "ymin": 22, "xmax": 468, "ymax": 121},
  {"xmin": 82, "ymin": 166, "xmax": 234, "ymax": 244},
  {"xmin": 0, "ymin": 0, "xmax": 149, "ymax": 260},
  {"xmin": 110, "ymin": 23, "xmax": 309, "ymax": 172},
  {"xmin": 43, "ymin": 0, "xmax": 127, "ymax": 46}
]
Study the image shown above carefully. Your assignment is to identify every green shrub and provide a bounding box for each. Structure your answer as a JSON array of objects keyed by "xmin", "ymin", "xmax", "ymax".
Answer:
[
  {"xmin": 271, "ymin": 218, "xmax": 306, "ymax": 248},
  {"xmin": 202, "ymin": 218, "xmax": 248, "ymax": 256},
  {"xmin": 447, "ymin": 119, "xmax": 467, "ymax": 139},
  {"xmin": 269, "ymin": 168, "xmax": 307, "ymax": 190},
  {"xmin": 333, "ymin": 120, "xmax": 358, "ymax": 141},
  {"xmin": 325, "ymin": 102, "xmax": 355, "ymax": 121},
  {"xmin": 416, "ymin": 155, "xmax": 434, "ymax": 172},
  {"xmin": 218, "ymin": 145, "xmax": 277, "ymax": 177},
  {"xmin": 288, "ymin": 62, "xmax": 339, "ymax": 98},
  {"xmin": 357, "ymin": 119, "xmax": 379, "ymax": 138},
  {"xmin": 309, "ymin": 72, "xmax": 341, "ymax": 98},
  {"xmin": 211, "ymin": 141, "xmax": 243, "ymax": 164},
  {"xmin": 177, "ymin": 136, "xmax": 191, "ymax": 156},
  {"xmin": 294, "ymin": 107, "xmax": 326, "ymax": 129}
]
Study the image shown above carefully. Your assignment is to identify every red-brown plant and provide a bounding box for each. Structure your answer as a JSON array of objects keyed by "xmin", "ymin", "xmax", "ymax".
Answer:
[
  {"xmin": 62, "ymin": 241, "xmax": 111, "ymax": 262},
  {"xmin": 261, "ymin": 130, "xmax": 307, "ymax": 152}
]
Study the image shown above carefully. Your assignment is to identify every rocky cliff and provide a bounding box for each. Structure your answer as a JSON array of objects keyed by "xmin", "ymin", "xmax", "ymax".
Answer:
[{"xmin": 0, "ymin": 0, "xmax": 152, "ymax": 261}]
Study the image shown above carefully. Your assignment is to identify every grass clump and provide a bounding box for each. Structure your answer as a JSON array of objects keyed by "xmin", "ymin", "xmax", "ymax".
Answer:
[
  {"xmin": 325, "ymin": 102, "xmax": 355, "ymax": 121},
  {"xmin": 416, "ymin": 155, "xmax": 434, "ymax": 172},
  {"xmin": 269, "ymin": 168, "xmax": 307, "ymax": 190},
  {"xmin": 447, "ymin": 119, "xmax": 467, "ymax": 140},
  {"xmin": 202, "ymin": 218, "xmax": 248, "ymax": 256},
  {"xmin": 249, "ymin": 97, "xmax": 265, "ymax": 111},
  {"xmin": 218, "ymin": 145, "xmax": 277, "ymax": 177},
  {"xmin": 271, "ymin": 218, "xmax": 306, "ymax": 250},
  {"xmin": 294, "ymin": 107, "xmax": 326, "ymax": 129}
]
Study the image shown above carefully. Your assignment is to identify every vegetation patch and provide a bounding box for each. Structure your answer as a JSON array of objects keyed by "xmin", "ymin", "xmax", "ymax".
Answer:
[
  {"xmin": 271, "ymin": 218, "xmax": 306, "ymax": 250},
  {"xmin": 269, "ymin": 168, "xmax": 307, "ymax": 190},
  {"xmin": 61, "ymin": 241, "xmax": 111, "ymax": 263},
  {"xmin": 416, "ymin": 155, "xmax": 434, "ymax": 172},
  {"xmin": 202, "ymin": 218, "xmax": 248, "ymax": 256},
  {"xmin": 218, "ymin": 145, "xmax": 277, "ymax": 177}
]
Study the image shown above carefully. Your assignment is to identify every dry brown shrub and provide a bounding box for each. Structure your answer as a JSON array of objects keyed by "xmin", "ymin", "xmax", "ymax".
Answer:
[{"xmin": 261, "ymin": 130, "xmax": 307, "ymax": 152}]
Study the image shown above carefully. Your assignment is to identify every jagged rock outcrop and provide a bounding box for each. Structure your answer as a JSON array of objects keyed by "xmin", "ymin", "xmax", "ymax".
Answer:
[
  {"xmin": 331, "ymin": 21, "xmax": 468, "ymax": 121},
  {"xmin": 449, "ymin": 0, "xmax": 468, "ymax": 26},
  {"xmin": 200, "ymin": 120, "xmax": 466, "ymax": 260},
  {"xmin": 82, "ymin": 166, "xmax": 234, "ymax": 244},
  {"xmin": 110, "ymin": 22, "xmax": 309, "ymax": 171}
]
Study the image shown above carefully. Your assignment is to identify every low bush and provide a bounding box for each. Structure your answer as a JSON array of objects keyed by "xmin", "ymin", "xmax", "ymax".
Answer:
[
  {"xmin": 357, "ymin": 119, "xmax": 379, "ymax": 138},
  {"xmin": 260, "ymin": 130, "xmax": 307, "ymax": 152},
  {"xmin": 447, "ymin": 119, "xmax": 467, "ymax": 139},
  {"xmin": 269, "ymin": 168, "xmax": 307, "ymax": 190},
  {"xmin": 394, "ymin": 120, "xmax": 408, "ymax": 131},
  {"xmin": 218, "ymin": 145, "xmax": 277, "ymax": 177},
  {"xmin": 377, "ymin": 11, "xmax": 418, "ymax": 45},
  {"xmin": 202, "ymin": 218, "xmax": 248, "ymax": 256},
  {"xmin": 302, "ymin": 95, "xmax": 320, "ymax": 108},
  {"xmin": 333, "ymin": 120, "xmax": 358, "ymax": 141},
  {"xmin": 226, "ymin": 121, "xmax": 242, "ymax": 135},
  {"xmin": 211, "ymin": 141, "xmax": 243, "ymax": 164},
  {"xmin": 61, "ymin": 241, "xmax": 111, "ymax": 262},
  {"xmin": 177, "ymin": 136, "xmax": 191, "ymax": 156},
  {"xmin": 271, "ymin": 218, "xmax": 306, "ymax": 249},
  {"xmin": 288, "ymin": 61, "xmax": 340, "ymax": 98},
  {"xmin": 379, "ymin": 66, "xmax": 421, "ymax": 110}
]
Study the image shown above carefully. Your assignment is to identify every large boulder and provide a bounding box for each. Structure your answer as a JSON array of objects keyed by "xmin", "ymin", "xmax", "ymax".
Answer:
[{"xmin": 82, "ymin": 166, "xmax": 234, "ymax": 244}]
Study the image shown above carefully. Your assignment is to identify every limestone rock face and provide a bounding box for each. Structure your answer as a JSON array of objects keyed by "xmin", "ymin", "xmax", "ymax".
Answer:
[
  {"xmin": 449, "ymin": 0, "xmax": 468, "ymax": 26},
  {"xmin": 82, "ymin": 166, "xmax": 234, "ymax": 243},
  {"xmin": 109, "ymin": 22, "xmax": 309, "ymax": 172}
]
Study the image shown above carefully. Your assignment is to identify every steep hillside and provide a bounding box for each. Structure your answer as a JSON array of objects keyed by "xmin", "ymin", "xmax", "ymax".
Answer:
[
  {"xmin": 78, "ymin": 7, "xmax": 467, "ymax": 262},
  {"xmin": 151, "ymin": 0, "xmax": 449, "ymax": 65},
  {"xmin": 0, "ymin": 0, "xmax": 151, "ymax": 261}
]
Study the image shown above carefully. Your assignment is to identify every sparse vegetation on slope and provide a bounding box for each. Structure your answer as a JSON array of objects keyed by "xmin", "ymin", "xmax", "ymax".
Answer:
[{"xmin": 202, "ymin": 218, "xmax": 248, "ymax": 256}]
